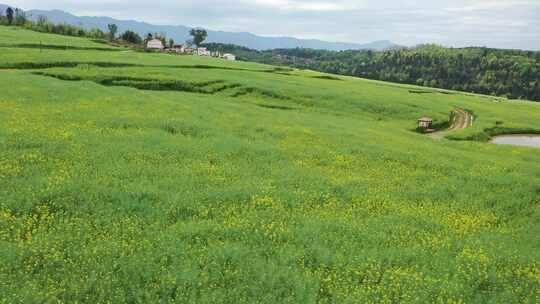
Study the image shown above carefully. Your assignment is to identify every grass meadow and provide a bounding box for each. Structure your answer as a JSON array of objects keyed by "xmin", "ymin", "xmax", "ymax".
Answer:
[{"xmin": 1, "ymin": 26, "xmax": 540, "ymax": 303}]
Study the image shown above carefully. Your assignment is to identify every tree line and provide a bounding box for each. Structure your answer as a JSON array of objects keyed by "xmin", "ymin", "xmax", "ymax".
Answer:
[
  {"xmin": 0, "ymin": 6, "xmax": 208, "ymax": 49},
  {"xmin": 205, "ymin": 43, "xmax": 540, "ymax": 102},
  {"xmin": 1, "ymin": 8, "xmax": 103, "ymax": 39},
  {"xmin": 0, "ymin": 7, "xmax": 148, "ymax": 44}
]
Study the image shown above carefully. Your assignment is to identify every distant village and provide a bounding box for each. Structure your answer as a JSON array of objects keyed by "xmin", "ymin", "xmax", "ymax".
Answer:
[{"xmin": 145, "ymin": 38, "xmax": 236, "ymax": 61}]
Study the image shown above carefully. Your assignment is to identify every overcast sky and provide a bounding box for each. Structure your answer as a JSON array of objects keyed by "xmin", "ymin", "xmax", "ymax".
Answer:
[{"xmin": 4, "ymin": 0, "xmax": 540, "ymax": 50}]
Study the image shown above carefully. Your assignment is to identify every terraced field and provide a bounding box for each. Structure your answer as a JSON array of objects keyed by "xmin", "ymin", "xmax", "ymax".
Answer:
[{"xmin": 1, "ymin": 26, "xmax": 540, "ymax": 303}]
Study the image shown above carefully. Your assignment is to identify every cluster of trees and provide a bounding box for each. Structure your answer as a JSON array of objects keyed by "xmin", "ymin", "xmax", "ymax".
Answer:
[
  {"xmin": 133, "ymin": 29, "xmax": 207, "ymax": 49},
  {"xmin": 189, "ymin": 29, "xmax": 208, "ymax": 47},
  {"xmin": 0, "ymin": 7, "xmax": 29, "ymax": 26},
  {"xmin": 205, "ymin": 43, "xmax": 540, "ymax": 102},
  {"xmin": 0, "ymin": 7, "xmax": 142, "ymax": 45},
  {"xmin": 1, "ymin": 7, "xmax": 210, "ymax": 51},
  {"xmin": 0, "ymin": 7, "xmax": 111, "ymax": 40},
  {"xmin": 120, "ymin": 30, "xmax": 142, "ymax": 44}
]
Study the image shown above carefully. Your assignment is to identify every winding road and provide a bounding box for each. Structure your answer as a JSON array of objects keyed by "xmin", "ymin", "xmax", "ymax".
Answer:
[
  {"xmin": 430, "ymin": 108, "xmax": 473, "ymax": 139},
  {"xmin": 448, "ymin": 108, "xmax": 473, "ymax": 131}
]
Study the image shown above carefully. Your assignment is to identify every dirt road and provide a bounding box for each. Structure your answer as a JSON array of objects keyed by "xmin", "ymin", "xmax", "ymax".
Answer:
[
  {"xmin": 430, "ymin": 108, "xmax": 473, "ymax": 139},
  {"xmin": 448, "ymin": 108, "xmax": 473, "ymax": 131}
]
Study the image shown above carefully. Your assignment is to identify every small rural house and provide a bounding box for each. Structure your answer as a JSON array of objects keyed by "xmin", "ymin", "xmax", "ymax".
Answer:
[
  {"xmin": 146, "ymin": 39, "xmax": 164, "ymax": 50},
  {"xmin": 170, "ymin": 44, "xmax": 186, "ymax": 53},
  {"xmin": 197, "ymin": 47, "xmax": 211, "ymax": 56},
  {"xmin": 222, "ymin": 53, "xmax": 236, "ymax": 61},
  {"xmin": 183, "ymin": 47, "xmax": 195, "ymax": 54},
  {"xmin": 417, "ymin": 116, "xmax": 433, "ymax": 129}
]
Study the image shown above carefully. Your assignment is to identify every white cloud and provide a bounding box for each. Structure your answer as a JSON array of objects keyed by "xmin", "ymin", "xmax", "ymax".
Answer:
[{"xmin": 252, "ymin": 0, "xmax": 356, "ymax": 11}]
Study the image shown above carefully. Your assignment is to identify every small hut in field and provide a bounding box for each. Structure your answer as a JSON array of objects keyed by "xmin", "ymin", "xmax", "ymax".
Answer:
[{"xmin": 417, "ymin": 116, "xmax": 433, "ymax": 129}]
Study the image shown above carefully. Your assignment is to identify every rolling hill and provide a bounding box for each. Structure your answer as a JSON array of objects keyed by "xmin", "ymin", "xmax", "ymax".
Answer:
[
  {"xmin": 0, "ymin": 26, "xmax": 539, "ymax": 303},
  {"xmin": 202, "ymin": 43, "xmax": 540, "ymax": 102}
]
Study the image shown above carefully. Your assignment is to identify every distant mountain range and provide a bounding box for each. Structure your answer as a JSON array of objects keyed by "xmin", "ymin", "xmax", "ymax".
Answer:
[{"xmin": 0, "ymin": 3, "xmax": 398, "ymax": 51}]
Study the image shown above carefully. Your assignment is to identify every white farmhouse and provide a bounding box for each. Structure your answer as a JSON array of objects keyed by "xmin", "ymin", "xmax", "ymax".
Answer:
[
  {"xmin": 168, "ymin": 44, "xmax": 186, "ymax": 53},
  {"xmin": 222, "ymin": 53, "xmax": 236, "ymax": 61},
  {"xmin": 197, "ymin": 47, "xmax": 211, "ymax": 56},
  {"xmin": 146, "ymin": 39, "xmax": 164, "ymax": 50}
]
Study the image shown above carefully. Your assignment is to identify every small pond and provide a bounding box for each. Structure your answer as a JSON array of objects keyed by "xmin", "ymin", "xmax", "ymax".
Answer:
[{"xmin": 491, "ymin": 135, "xmax": 540, "ymax": 148}]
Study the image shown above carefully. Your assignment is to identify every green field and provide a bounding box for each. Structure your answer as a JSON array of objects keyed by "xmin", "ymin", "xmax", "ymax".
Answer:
[{"xmin": 1, "ymin": 26, "xmax": 539, "ymax": 303}]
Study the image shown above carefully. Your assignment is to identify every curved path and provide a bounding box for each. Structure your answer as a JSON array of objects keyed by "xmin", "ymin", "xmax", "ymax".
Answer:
[
  {"xmin": 430, "ymin": 108, "xmax": 473, "ymax": 139},
  {"xmin": 448, "ymin": 108, "xmax": 473, "ymax": 131}
]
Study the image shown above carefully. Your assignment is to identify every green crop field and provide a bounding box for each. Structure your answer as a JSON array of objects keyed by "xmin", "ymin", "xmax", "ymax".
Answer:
[{"xmin": 1, "ymin": 26, "xmax": 539, "ymax": 303}]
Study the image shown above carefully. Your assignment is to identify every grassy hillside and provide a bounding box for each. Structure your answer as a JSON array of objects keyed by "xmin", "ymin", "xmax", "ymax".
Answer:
[
  {"xmin": 204, "ymin": 43, "xmax": 540, "ymax": 102},
  {"xmin": 1, "ymin": 26, "xmax": 539, "ymax": 303},
  {"xmin": 0, "ymin": 25, "xmax": 115, "ymax": 49}
]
